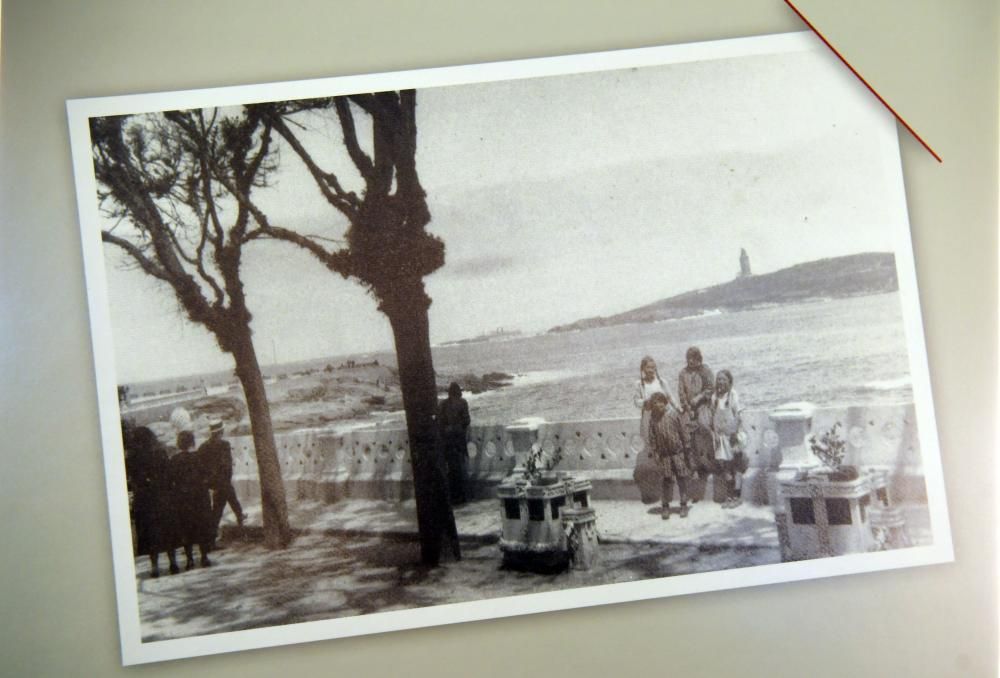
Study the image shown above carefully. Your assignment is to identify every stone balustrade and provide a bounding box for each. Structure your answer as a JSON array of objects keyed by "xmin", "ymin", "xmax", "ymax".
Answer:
[{"xmin": 229, "ymin": 403, "xmax": 925, "ymax": 505}]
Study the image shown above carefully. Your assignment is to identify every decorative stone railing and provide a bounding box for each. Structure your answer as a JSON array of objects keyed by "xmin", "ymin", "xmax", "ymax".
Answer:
[{"xmin": 228, "ymin": 403, "xmax": 925, "ymax": 505}]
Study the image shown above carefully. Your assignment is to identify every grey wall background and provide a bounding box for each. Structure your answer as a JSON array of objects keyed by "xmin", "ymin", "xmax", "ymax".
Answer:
[{"xmin": 1, "ymin": 1, "xmax": 996, "ymax": 675}]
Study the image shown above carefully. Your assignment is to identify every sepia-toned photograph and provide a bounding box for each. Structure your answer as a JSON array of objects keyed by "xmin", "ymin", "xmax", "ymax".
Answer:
[{"xmin": 68, "ymin": 32, "xmax": 952, "ymax": 664}]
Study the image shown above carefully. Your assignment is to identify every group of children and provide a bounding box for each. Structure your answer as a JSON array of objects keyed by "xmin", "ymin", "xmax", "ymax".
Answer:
[{"xmin": 634, "ymin": 347, "xmax": 748, "ymax": 520}]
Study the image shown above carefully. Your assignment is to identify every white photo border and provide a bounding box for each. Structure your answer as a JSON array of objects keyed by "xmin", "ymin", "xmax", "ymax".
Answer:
[{"xmin": 67, "ymin": 30, "xmax": 954, "ymax": 665}]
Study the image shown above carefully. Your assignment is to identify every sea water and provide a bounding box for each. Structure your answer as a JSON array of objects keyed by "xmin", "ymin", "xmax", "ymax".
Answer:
[{"xmin": 428, "ymin": 292, "xmax": 914, "ymax": 425}]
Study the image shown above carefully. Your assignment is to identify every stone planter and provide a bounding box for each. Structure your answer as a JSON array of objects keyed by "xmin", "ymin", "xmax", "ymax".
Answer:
[
  {"xmin": 497, "ymin": 417, "xmax": 598, "ymax": 570},
  {"xmin": 497, "ymin": 472, "xmax": 595, "ymax": 570},
  {"xmin": 778, "ymin": 471, "xmax": 875, "ymax": 561}
]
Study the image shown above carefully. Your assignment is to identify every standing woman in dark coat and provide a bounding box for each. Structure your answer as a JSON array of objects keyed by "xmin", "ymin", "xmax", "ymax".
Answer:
[
  {"xmin": 678, "ymin": 346, "xmax": 716, "ymax": 502},
  {"xmin": 438, "ymin": 382, "xmax": 471, "ymax": 505},
  {"xmin": 169, "ymin": 430, "xmax": 213, "ymax": 569},
  {"xmin": 125, "ymin": 426, "xmax": 179, "ymax": 577}
]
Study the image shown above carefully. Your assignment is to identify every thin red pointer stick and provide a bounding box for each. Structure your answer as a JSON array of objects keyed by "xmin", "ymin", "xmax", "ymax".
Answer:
[{"xmin": 784, "ymin": 0, "xmax": 942, "ymax": 163}]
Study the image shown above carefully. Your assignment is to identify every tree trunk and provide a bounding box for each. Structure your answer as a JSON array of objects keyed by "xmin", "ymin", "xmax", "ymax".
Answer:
[
  {"xmin": 230, "ymin": 327, "xmax": 292, "ymax": 548},
  {"xmin": 384, "ymin": 298, "xmax": 459, "ymax": 565}
]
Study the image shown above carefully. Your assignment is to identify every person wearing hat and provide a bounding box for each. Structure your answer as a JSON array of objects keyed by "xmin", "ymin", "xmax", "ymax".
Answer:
[
  {"xmin": 198, "ymin": 419, "xmax": 246, "ymax": 542},
  {"xmin": 437, "ymin": 382, "xmax": 471, "ymax": 505},
  {"xmin": 710, "ymin": 369, "xmax": 749, "ymax": 509}
]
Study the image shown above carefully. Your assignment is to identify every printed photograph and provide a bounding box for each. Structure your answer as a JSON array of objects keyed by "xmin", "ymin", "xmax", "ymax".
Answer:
[{"xmin": 69, "ymin": 32, "xmax": 951, "ymax": 663}]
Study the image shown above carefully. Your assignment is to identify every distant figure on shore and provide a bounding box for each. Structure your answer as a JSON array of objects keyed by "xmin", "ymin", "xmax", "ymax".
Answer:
[
  {"xmin": 711, "ymin": 370, "xmax": 748, "ymax": 509},
  {"xmin": 678, "ymin": 346, "xmax": 716, "ymax": 502},
  {"xmin": 198, "ymin": 420, "xmax": 245, "ymax": 543},
  {"xmin": 126, "ymin": 426, "xmax": 180, "ymax": 577},
  {"xmin": 632, "ymin": 356, "xmax": 677, "ymax": 504},
  {"xmin": 438, "ymin": 382, "xmax": 471, "ymax": 505},
  {"xmin": 645, "ymin": 392, "xmax": 692, "ymax": 519},
  {"xmin": 170, "ymin": 430, "xmax": 214, "ymax": 568}
]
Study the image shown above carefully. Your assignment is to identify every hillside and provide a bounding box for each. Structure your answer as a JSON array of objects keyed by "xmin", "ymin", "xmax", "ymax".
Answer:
[{"xmin": 548, "ymin": 252, "xmax": 898, "ymax": 333}]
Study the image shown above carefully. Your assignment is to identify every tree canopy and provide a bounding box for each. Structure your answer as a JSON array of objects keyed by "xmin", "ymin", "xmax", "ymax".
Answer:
[{"xmin": 92, "ymin": 108, "xmax": 292, "ymax": 548}]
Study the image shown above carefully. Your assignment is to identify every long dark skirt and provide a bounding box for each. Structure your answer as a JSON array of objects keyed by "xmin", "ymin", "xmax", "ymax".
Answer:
[
  {"xmin": 442, "ymin": 433, "xmax": 468, "ymax": 504},
  {"xmin": 129, "ymin": 448, "xmax": 178, "ymax": 556},
  {"xmin": 170, "ymin": 453, "xmax": 215, "ymax": 548},
  {"xmin": 132, "ymin": 489, "xmax": 176, "ymax": 556}
]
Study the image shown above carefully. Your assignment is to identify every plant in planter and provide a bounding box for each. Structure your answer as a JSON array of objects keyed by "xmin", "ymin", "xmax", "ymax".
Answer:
[
  {"xmin": 523, "ymin": 444, "xmax": 564, "ymax": 484},
  {"xmin": 807, "ymin": 422, "xmax": 859, "ymax": 480},
  {"xmin": 498, "ymin": 440, "xmax": 595, "ymax": 572}
]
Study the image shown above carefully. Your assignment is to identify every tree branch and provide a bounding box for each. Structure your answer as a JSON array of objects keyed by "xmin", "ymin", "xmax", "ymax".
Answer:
[
  {"xmin": 229, "ymin": 117, "xmax": 273, "ymax": 244},
  {"xmin": 393, "ymin": 89, "xmax": 426, "ymax": 202},
  {"xmin": 244, "ymin": 224, "xmax": 352, "ymax": 277},
  {"xmin": 244, "ymin": 121, "xmax": 273, "ymax": 188},
  {"xmin": 93, "ymin": 115, "xmax": 222, "ymax": 329},
  {"xmin": 265, "ymin": 112, "xmax": 359, "ymax": 221},
  {"xmin": 198, "ymin": 153, "xmax": 352, "ymax": 279},
  {"xmin": 335, "ymin": 98, "xmax": 374, "ymax": 183},
  {"xmin": 101, "ymin": 230, "xmax": 172, "ymax": 282},
  {"xmin": 194, "ymin": 210, "xmax": 226, "ymax": 307},
  {"xmin": 368, "ymin": 93, "xmax": 399, "ymax": 196},
  {"xmin": 198, "ymin": 156, "xmax": 226, "ymax": 247},
  {"xmin": 161, "ymin": 216, "xmax": 199, "ymax": 266}
]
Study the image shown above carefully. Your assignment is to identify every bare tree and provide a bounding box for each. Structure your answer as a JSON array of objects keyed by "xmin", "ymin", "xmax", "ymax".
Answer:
[
  {"xmin": 90, "ymin": 110, "xmax": 292, "ymax": 548},
  {"xmin": 241, "ymin": 93, "xmax": 459, "ymax": 565}
]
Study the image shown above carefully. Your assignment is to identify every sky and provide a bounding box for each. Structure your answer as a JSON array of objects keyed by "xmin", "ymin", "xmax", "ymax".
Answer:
[{"xmin": 102, "ymin": 44, "xmax": 906, "ymax": 384}]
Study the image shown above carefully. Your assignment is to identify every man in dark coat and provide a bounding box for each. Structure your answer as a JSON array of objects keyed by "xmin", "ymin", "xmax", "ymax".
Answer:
[
  {"xmin": 198, "ymin": 420, "xmax": 245, "ymax": 543},
  {"xmin": 438, "ymin": 382, "xmax": 471, "ymax": 505}
]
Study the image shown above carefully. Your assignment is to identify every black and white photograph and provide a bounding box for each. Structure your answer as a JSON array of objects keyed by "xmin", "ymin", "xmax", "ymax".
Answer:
[{"xmin": 68, "ymin": 32, "xmax": 953, "ymax": 664}]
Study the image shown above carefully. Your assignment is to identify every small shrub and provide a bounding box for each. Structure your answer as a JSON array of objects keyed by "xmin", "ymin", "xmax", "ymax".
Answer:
[{"xmin": 809, "ymin": 422, "xmax": 847, "ymax": 470}]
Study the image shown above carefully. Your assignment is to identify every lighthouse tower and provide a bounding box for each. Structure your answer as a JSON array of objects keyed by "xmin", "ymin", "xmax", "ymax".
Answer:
[{"xmin": 738, "ymin": 248, "xmax": 752, "ymax": 278}]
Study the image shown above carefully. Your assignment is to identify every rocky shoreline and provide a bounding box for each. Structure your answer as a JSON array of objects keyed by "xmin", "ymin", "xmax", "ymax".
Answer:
[{"xmin": 137, "ymin": 365, "xmax": 518, "ymax": 441}]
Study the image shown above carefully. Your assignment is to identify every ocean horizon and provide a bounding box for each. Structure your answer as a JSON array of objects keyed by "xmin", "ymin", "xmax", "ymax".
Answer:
[{"xmin": 125, "ymin": 292, "xmax": 913, "ymax": 429}]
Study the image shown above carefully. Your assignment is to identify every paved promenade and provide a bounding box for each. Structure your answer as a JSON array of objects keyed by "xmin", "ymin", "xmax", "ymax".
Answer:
[
  {"xmin": 134, "ymin": 497, "xmax": 929, "ymax": 642},
  {"xmin": 233, "ymin": 496, "xmax": 783, "ymax": 548}
]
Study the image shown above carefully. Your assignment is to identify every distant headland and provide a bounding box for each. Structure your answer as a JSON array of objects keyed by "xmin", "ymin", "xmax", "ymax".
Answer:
[
  {"xmin": 548, "ymin": 251, "xmax": 898, "ymax": 333},
  {"xmin": 440, "ymin": 327, "xmax": 523, "ymax": 346}
]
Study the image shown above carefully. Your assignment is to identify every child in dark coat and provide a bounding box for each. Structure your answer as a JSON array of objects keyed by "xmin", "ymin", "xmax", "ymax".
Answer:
[{"xmin": 645, "ymin": 391, "xmax": 692, "ymax": 519}]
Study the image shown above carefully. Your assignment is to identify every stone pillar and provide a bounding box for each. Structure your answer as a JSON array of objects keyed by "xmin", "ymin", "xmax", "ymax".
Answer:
[
  {"xmin": 504, "ymin": 417, "xmax": 546, "ymax": 469},
  {"xmin": 563, "ymin": 506, "xmax": 599, "ymax": 570},
  {"xmin": 769, "ymin": 402, "xmax": 818, "ymax": 473},
  {"xmin": 767, "ymin": 402, "xmax": 816, "ymax": 561}
]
